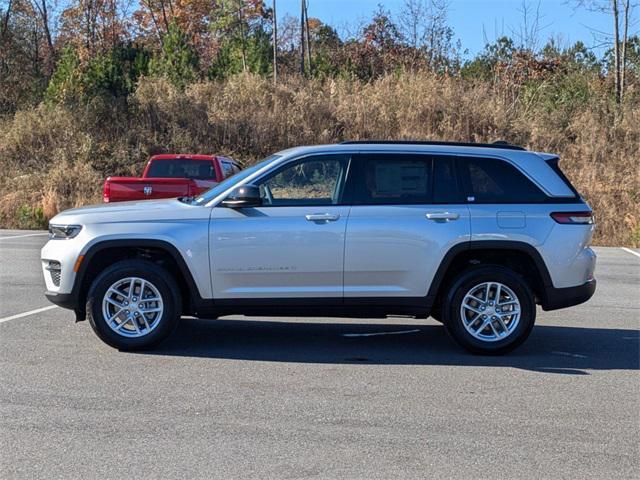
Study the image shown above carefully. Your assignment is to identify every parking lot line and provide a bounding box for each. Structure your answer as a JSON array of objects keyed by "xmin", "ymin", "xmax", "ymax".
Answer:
[
  {"xmin": 0, "ymin": 232, "xmax": 48, "ymax": 240},
  {"xmin": 620, "ymin": 247, "xmax": 640, "ymax": 259},
  {"xmin": 0, "ymin": 305, "xmax": 57, "ymax": 324},
  {"xmin": 343, "ymin": 329, "xmax": 421, "ymax": 337}
]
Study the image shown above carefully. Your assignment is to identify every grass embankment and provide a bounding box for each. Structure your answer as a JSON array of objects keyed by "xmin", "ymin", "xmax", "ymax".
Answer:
[{"xmin": 0, "ymin": 73, "xmax": 638, "ymax": 245}]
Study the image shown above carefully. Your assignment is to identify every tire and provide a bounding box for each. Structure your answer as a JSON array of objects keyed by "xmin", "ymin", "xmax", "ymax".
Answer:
[
  {"xmin": 429, "ymin": 306, "xmax": 443, "ymax": 323},
  {"xmin": 86, "ymin": 260, "xmax": 182, "ymax": 351},
  {"xmin": 442, "ymin": 265, "xmax": 536, "ymax": 355}
]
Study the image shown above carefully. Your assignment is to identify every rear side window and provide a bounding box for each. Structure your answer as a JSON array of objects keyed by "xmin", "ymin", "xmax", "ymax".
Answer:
[
  {"xmin": 352, "ymin": 154, "xmax": 431, "ymax": 205},
  {"xmin": 220, "ymin": 160, "xmax": 235, "ymax": 179},
  {"xmin": 433, "ymin": 156, "xmax": 464, "ymax": 203},
  {"xmin": 459, "ymin": 157, "xmax": 547, "ymax": 203}
]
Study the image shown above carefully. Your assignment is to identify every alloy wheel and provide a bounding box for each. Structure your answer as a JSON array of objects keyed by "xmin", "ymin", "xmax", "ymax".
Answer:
[
  {"xmin": 101, "ymin": 277, "xmax": 164, "ymax": 338},
  {"xmin": 459, "ymin": 281, "xmax": 521, "ymax": 342}
]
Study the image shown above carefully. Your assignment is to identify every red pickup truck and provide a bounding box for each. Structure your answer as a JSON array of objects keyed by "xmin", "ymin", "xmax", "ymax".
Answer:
[{"xmin": 103, "ymin": 154, "xmax": 241, "ymax": 202}]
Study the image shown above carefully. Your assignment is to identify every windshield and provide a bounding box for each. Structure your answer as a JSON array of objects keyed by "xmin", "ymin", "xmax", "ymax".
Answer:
[{"xmin": 193, "ymin": 155, "xmax": 282, "ymax": 205}]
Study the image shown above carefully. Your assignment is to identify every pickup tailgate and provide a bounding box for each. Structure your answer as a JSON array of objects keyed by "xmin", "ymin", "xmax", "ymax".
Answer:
[{"xmin": 104, "ymin": 177, "xmax": 198, "ymax": 202}]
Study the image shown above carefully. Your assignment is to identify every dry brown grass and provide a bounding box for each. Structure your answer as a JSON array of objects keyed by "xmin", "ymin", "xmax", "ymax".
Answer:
[{"xmin": 0, "ymin": 72, "xmax": 638, "ymax": 245}]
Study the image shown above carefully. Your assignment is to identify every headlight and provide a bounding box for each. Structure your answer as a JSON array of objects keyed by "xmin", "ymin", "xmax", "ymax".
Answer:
[{"xmin": 48, "ymin": 224, "xmax": 83, "ymax": 239}]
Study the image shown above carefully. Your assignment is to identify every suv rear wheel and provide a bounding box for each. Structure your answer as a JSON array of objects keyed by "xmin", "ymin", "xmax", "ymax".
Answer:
[
  {"xmin": 86, "ymin": 260, "xmax": 182, "ymax": 351},
  {"xmin": 442, "ymin": 266, "xmax": 536, "ymax": 355}
]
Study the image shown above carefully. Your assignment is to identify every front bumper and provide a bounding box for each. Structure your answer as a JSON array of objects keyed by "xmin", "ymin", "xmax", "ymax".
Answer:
[
  {"xmin": 45, "ymin": 291, "xmax": 76, "ymax": 309},
  {"xmin": 542, "ymin": 278, "xmax": 596, "ymax": 311},
  {"xmin": 45, "ymin": 291, "xmax": 85, "ymax": 321}
]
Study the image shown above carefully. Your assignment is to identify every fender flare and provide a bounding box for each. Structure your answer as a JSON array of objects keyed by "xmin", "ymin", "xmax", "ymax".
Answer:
[
  {"xmin": 426, "ymin": 240, "xmax": 553, "ymax": 306},
  {"xmin": 70, "ymin": 239, "xmax": 204, "ymax": 317}
]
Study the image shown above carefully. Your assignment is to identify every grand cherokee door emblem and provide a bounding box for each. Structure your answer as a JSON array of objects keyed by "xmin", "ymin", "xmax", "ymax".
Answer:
[{"xmin": 143, "ymin": 186, "xmax": 153, "ymax": 196}]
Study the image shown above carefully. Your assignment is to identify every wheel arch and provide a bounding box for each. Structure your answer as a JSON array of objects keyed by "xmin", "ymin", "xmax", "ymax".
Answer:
[
  {"xmin": 427, "ymin": 241, "xmax": 553, "ymax": 311},
  {"xmin": 73, "ymin": 239, "xmax": 202, "ymax": 320}
]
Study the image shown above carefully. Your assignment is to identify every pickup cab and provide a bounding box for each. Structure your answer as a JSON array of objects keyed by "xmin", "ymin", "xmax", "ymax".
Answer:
[{"xmin": 103, "ymin": 154, "xmax": 241, "ymax": 202}]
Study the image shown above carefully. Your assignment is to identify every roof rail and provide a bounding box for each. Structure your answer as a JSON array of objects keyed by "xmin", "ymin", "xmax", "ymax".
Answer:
[{"xmin": 339, "ymin": 140, "xmax": 526, "ymax": 151}]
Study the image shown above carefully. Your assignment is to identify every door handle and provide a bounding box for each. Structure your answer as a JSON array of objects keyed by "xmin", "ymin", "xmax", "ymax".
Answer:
[
  {"xmin": 426, "ymin": 212, "xmax": 460, "ymax": 221},
  {"xmin": 305, "ymin": 213, "xmax": 341, "ymax": 222}
]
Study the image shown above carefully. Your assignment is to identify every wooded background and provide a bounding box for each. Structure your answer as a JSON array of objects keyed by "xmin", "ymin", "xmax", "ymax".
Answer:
[{"xmin": 0, "ymin": 0, "xmax": 638, "ymax": 245}]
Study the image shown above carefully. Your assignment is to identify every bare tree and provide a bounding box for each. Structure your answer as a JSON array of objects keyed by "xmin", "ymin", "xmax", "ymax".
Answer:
[
  {"xmin": 398, "ymin": 0, "xmax": 455, "ymax": 71},
  {"xmin": 1, "ymin": 0, "xmax": 13, "ymax": 44},
  {"xmin": 575, "ymin": 0, "xmax": 638, "ymax": 104},
  {"xmin": 511, "ymin": 0, "xmax": 550, "ymax": 52},
  {"xmin": 30, "ymin": 0, "xmax": 53, "ymax": 54},
  {"xmin": 399, "ymin": 0, "xmax": 427, "ymax": 49}
]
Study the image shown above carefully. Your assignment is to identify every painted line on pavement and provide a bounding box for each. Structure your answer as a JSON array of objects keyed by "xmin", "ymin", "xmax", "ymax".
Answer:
[
  {"xmin": 0, "ymin": 232, "xmax": 48, "ymax": 240},
  {"xmin": 0, "ymin": 306, "xmax": 58, "ymax": 324},
  {"xmin": 343, "ymin": 329, "xmax": 421, "ymax": 337},
  {"xmin": 551, "ymin": 351, "xmax": 588, "ymax": 359},
  {"xmin": 620, "ymin": 247, "xmax": 640, "ymax": 259}
]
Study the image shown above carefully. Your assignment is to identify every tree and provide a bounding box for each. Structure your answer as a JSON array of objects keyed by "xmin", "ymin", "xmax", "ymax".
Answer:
[
  {"xmin": 362, "ymin": 5, "xmax": 403, "ymax": 50},
  {"xmin": 575, "ymin": 0, "xmax": 637, "ymax": 104},
  {"xmin": 0, "ymin": 0, "xmax": 56, "ymax": 112},
  {"xmin": 209, "ymin": 0, "xmax": 271, "ymax": 78},
  {"xmin": 461, "ymin": 36, "xmax": 516, "ymax": 79},
  {"xmin": 148, "ymin": 21, "xmax": 199, "ymax": 88}
]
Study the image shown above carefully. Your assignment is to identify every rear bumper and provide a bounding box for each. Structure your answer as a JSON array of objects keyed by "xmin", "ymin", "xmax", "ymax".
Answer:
[{"xmin": 542, "ymin": 279, "xmax": 596, "ymax": 311}]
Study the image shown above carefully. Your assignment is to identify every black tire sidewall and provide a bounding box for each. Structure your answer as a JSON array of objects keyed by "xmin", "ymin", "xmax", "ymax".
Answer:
[
  {"xmin": 443, "ymin": 266, "xmax": 536, "ymax": 355},
  {"xmin": 87, "ymin": 260, "xmax": 181, "ymax": 351}
]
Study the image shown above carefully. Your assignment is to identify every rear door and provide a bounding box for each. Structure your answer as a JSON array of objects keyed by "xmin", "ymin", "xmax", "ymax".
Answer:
[
  {"xmin": 209, "ymin": 154, "xmax": 352, "ymax": 299},
  {"xmin": 456, "ymin": 155, "xmax": 553, "ymax": 246},
  {"xmin": 343, "ymin": 153, "xmax": 470, "ymax": 301}
]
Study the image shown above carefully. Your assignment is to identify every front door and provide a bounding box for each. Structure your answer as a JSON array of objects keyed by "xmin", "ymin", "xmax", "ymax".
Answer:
[{"xmin": 209, "ymin": 154, "xmax": 352, "ymax": 299}]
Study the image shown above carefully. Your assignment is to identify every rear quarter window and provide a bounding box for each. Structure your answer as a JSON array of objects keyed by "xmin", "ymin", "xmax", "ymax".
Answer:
[{"xmin": 459, "ymin": 156, "xmax": 547, "ymax": 203}]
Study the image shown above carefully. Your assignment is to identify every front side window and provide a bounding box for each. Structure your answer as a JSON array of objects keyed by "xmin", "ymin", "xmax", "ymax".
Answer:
[
  {"xmin": 256, "ymin": 155, "xmax": 350, "ymax": 206},
  {"xmin": 352, "ymin": 154, "xmax": 431, "ymax": 205},
  {"xmin": 460, "ymin": 156, "xmax": 547, "ymax": 203},
  {"xmin": 194, "ymin": 154, "xmax": 281, "ymax": 205}
]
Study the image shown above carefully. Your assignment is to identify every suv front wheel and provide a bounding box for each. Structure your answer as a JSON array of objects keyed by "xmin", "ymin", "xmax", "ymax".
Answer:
[
  {"xmin": 442, "ymin": 266, "xmax": 536, "ymax": 355},
  {"xmin": 86, "ymin": 260, "xmax": 182, "ymax": 351}
]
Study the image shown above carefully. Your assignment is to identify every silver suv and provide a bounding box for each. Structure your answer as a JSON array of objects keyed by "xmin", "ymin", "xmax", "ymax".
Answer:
[{"xmin": 42, "ymin": 141, "xmax": 596, "ymax": 354}]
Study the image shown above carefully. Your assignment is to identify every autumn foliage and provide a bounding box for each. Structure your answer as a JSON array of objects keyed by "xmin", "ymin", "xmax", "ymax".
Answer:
[{"xmin": 0, "ymin": 1, "xmax": 638, "ymax": 245}]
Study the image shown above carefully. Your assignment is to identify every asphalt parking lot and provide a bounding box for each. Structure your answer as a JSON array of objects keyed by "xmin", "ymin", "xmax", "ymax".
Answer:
[{"xmin": 1, "ymin": 230, "xmax": 638, "ymax": 479}]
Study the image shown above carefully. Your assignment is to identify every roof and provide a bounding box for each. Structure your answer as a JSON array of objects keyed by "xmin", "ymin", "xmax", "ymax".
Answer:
[
  {"xmin": 149, "ymin": 154, "xmax": 215, "ymax": 161},
  {"xmin": 340, "ymin": 140, "xmax": 526, "ymax": 151}
]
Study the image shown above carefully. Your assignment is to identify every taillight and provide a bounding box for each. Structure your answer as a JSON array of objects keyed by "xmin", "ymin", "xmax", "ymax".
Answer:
[
  {"xmin": 550, "ymin": 211, "xmax": 594, "ymax": 224},
  {"xmin": 102, "ymin": 180, "xmax": 110, "ymax": 203}
]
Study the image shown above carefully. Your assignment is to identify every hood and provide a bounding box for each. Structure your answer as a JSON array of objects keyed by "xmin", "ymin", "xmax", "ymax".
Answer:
[{"xmin": 50, "ymin": 198, "xmax": 208, "ymax": 225}]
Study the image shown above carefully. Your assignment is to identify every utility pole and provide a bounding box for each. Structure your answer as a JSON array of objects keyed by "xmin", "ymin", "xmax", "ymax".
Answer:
[
  {"xmin": 612, "ymin": 0, "xmax": 621, "ymax": 104},
  {"xmin": 304, "ymin": 0, "xmax": 312, "ymax": 75},
  {"xmin": 300, "ymin": 0, "xmax": 305, "ymax": 75},
  {"xmin": 620, "ymin": 0, "xmax": 630, "ymax": 102},
  {"xmin": 272, "ymin": 0, "xmax": 278, "ymax": 83}
]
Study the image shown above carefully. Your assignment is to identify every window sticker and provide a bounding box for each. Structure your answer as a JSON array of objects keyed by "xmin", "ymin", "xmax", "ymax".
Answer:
[{"xmin": 374, "ymin": 162, "xmax": 427, "ymax": 196}]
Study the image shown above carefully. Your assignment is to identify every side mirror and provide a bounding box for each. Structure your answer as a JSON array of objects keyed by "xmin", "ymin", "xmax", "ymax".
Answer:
[{"xmin": 221, "ymin": 185, "xmax": 262, "ymax": 208}]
